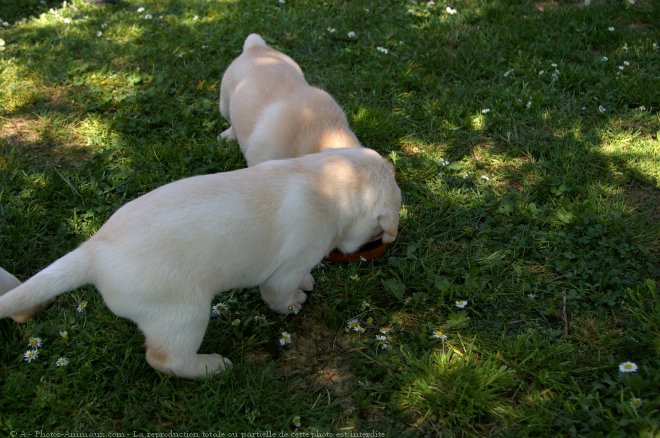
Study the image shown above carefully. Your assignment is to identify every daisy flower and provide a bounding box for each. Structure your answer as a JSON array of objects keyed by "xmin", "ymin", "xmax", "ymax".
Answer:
[
  {"xmin": 28, "ymin": 337, "xmax": 43, "ymax": 348},
  {"xmin": 376, "ymin": 46, "xmax": 389, "ymax": 54},
  {"xmin": 438, "ymin": 157, "xmax": 450, "ymax": 167},
  {"xmin": 379, "ymin": 343, "xmax": 391, "ymax": 350},
  {"xmin": 481, "ymin": 108, "xmax": 491, "ymax": 114},
  {"xmin": 598, "ymin": 105, "xmax": 607, "ymax": 113},
  {"xmin": 137, "ymin": 6, "xmax": 145, "ymax": 13},
  {"xmin": 430, "ymin": 330, "xmax": 448, "ymax": 340},
  {"xmin": 24, "ymin": 349, "xmax": 39, "ymax": 363},
  {"xmin": 376, "ymin": 334, "xmax": 387, "ymax": 342},
  {"xmin": 619, "ymin": 361, "xmax": 638, "ymax": 373},
  {"xmin": 288, "ymin": 304, "xmax": 300, "ymax": 315},
  {"xmin": 380, "ymin": 326, "xmax": 392, "ymax": 335},
  {"xmin": 347, "ymin": 318, "xmax": 361, "ymax": 332},
  {"xmin": 347, "ymin": 31, "xmax": 356, "ymax": 39},
  {"xmin": 327, "ymin": 27, "xmax": 336, "ymax": 33},
  {"xmin": 55, "ymin": 357, "xmax": 69, "ymax": 367},
  {"xmin": 211, "ymin": 302, "xmax": 228, "ymax": 316},
  {"xmin": 59, "ymin": 330, "xmax": 69, "ymax": 341},
  {"xmin": 279, "ymin": 331, "xmax": 292, "ymax": 346},
  {"xmin": 608, "ymin": 26, "xmax": 615, "ymax": 32},
  {"xmin": 76, "ymin": 300, "xmax": 87, "ymax": 313},
  {"xmin": 292, "ymin": 415, "xmax": 301, "ymax": 428},
  {"xmin": 479, "ymin": 175, "xmax": 490, "ymax": 182},
  {"xmin": 446, "ymin": 6, "xmax": 458, "ymax": 15},
  {"xmin": 455, "ymin": 299, "xmax": 468, "ymax": 308},
  {"xmin": 231, "ymin": 318, "xmax": 241, "ymax": 326},
  {"xmin": 96, "ymin": 31, "xmax": 102, "ymax": 37},
  {"xmin": 144, "ymin": 14, "xmax": 153, "ymax": 20},
  {"xmin": 630, "ymin": 397, "xmax": 642, "ymax": 409},
  {"xmin": 601, "ymin": 56, "xmax": 608, "ymax": 62}
]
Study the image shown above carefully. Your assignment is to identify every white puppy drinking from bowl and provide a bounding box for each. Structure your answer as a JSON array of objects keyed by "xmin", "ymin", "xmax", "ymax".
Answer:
[{"xmin": 0, "ymin": 148, "xmax": 401, "ymax": 379}]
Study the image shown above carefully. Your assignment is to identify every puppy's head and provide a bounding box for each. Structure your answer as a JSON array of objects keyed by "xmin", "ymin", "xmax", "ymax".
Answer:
[{"xmin": 328, "ymin": 149, "xmax": 402, "ymax": 253}]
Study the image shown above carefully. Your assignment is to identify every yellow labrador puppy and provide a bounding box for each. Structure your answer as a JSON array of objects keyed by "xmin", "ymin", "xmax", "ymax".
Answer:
[
  {"xmin": 219, "ymin": 33, "xmax": 362, "ymax": 166},
  {"xmin": 0, "ymin": 148, "xmax": 401, "ymax": 379}
]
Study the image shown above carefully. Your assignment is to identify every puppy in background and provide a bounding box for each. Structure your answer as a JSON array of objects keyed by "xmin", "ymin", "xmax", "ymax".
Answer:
[
  {"xmin": 219, "ymin": 33, "xmax": 362, "ymax": 166},
  {"xmin": 0, "ymin": 148, "xmax": 401, "ymax": 379}
]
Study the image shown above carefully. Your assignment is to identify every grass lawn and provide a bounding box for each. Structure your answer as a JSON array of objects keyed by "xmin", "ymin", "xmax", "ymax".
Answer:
[{"xmin": 1, "ymin": 0, "xmax": 658, "ymax": 435}]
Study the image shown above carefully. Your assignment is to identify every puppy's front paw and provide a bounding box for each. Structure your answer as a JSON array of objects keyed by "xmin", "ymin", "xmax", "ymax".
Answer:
[
  {"xmin": 298, "ymin": 273, "xmax": 315, "ymax": 291},
  {"xmin": 269, "ymin": 290, "xmax": 307, "ymax": 315}
]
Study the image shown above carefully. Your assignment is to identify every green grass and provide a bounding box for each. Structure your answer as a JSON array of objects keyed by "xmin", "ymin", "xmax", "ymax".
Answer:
[{"xmin": 1, "ymin": 0, "xmax": 658, "ymax": 435}]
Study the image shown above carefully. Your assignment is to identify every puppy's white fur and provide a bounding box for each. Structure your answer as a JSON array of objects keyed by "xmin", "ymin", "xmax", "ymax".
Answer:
[
  {"xmin": 0, "ymin": 148, "xmax": 401, "ymax": 379},
  {"xmin": 0, "ymin": 267, "xmax": 20, "ymax": 294},
  {"xmin": 219, "ymin": 33, "xmax": 362, "ymax": 166}
]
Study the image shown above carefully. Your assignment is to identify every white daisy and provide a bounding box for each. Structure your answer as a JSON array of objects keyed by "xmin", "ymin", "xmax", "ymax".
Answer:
[
  {"xmin": 28, "ymin": 337, "xmax": 43, "ymax": 348},
  {"xmin": 288, "ymin": 304, "xmax": 300, "ymax": 315},
  {"xmin": 376, "ymin": 335, "xmax": 387, "ymax": 342},
  {"xmin": 144, "ymin": 14, "xmax": 153, "ymax": 20},
  {"xmin": 430, "ymin": 330, "xmax": 447, "ymax": 340},
  {"xmin": 619, "ymin": 361, "xmax": 638, "ymax": 373},
  {"xmin": 347, "ymin": 318, "xmax": 360, "ymax": 332},
  {"xmin": 630, "ymin": 397, "xmax": 642, "ymax": 409},
  {"xmin": 292, "ymin": 415, "xmax": 301, "ymax": 428},
  {"xmin": 279, "ymin": 331, "xmax": 292, "ymax": 345},
  {"xmin": 347, "ymin": 31, "xmax": 356, "ymax": 39},
  {"xmin": 137, "ymin": 7, "xmax": 145, "ymax": 13},
  {"xmin": 96, "ymin": 31, "xmax": 102, "ymax": 37},
  {"xmin": 376, "ymin": 46, "xmax": 389, "ymax": 54},
  {"xmin": 76, "ymin": 301, "xmax": 87, "ymax": 313},
  {"xmin": 24, "ymin": 349, "xmax": 39, "ymax": 363},
  {"xmin": 455, "ymin": 299, "xmax": 468, "ymax": 308},
  {"xmin": 601, "ymin": 56, "xmax": 608, "ymax": 62},
  {"xmin": 55, "ymin": 357, "xmax": 69, "ymax": 367},
  {"xmin": 481, "ymin": 108, "xmax": 491, "ymax": 114},
  {"xmin": 598, "ymin": 105, "xmax": 607, "ymax": 113},
  {"xmin": 479, "ymin": 175, "xmax": 490, "ymax": 182},
  {"xmin": 211, "ymin": 302, "xmax": 228, "ymax": 316},
  {"xmin": 59, "ymin": 330, "xmax": 69, "ymax": 341},
  {"xmin": 608, "ymin": 26, "xmax": 615, "ymax": 32},
  {"xmin": 446, "ymin": 6, "xmax": 458, "ymax": 15}
]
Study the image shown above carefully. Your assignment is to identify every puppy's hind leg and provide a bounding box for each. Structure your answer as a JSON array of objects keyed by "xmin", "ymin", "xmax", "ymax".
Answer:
[
  {"xmin": 137, "ymin": 299, "xmax": 232, "ymax": 379},
  {"xmin": 218, "ymin": 126, "xmax": 236, "ymax": 141},
  {"xmin": 218, "ymin": 87, "xmax": 236, "ymax": 141}
]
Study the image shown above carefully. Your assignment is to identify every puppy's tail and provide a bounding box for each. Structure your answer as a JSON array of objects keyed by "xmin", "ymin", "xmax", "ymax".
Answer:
[
  {"xmin": 0, "ymin": 266, "xmax": 21, "ymax": 295},
  {"xmin": 243, "ymin": 33, "xmax": 267, "ymax": 51},
  {"xmin": 0, "ymin": 246, "xmax": 93, "ymax": 322}
]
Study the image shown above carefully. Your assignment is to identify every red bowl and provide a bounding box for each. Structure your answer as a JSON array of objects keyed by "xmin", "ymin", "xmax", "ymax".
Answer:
[{"xmin": 325, "ymin": 232, "xmax": 389, "ymax": 263}]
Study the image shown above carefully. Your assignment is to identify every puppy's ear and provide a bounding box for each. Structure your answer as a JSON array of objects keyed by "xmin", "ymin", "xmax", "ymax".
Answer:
[{"xmin": 378, "ymin": 212, "xmax": 399, "ymax": 243}]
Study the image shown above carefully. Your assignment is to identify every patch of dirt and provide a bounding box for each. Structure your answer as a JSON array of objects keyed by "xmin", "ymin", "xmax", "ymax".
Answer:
[
  {"xmin": 0, "ymin": 115, "xmax": 93, "ymax": 167},
  {"xmin": 279, "ymin": 312, "xmax": 356, "ymax": 400}
]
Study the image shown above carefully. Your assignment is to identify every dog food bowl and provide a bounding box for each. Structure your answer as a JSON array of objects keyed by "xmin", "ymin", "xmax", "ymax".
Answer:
[{"xmin": 326, "ymin": 232, "xmax": 388, "ymax": 263}]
